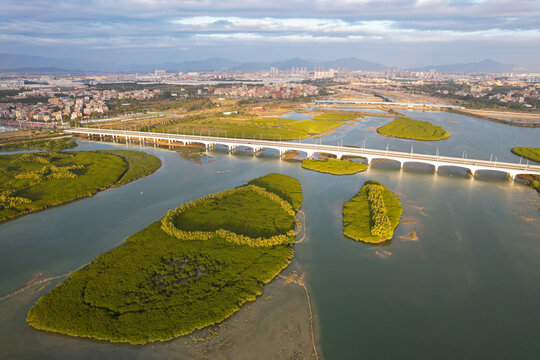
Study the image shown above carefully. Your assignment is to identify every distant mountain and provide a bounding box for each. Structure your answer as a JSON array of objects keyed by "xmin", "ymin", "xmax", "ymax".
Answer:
[
  {"xmin": 321, "ymin": 58, "xmax": 387, "ymax": 71},
  {"xmin": 410, "ymin": 59, "xmax": 517, "ymax": 73},
  {"xmin": 140, "ymin": 58, "xmax": 241, "ymax": 72},
  {"xmin": 0, "ymin": 67, "xmax": 90, "ymax": 75},
  {"xmin": 231, "ymin": 57, "xmax": 387, "ymax": 72},
  {"xmin": 0, "ymin": 53, "xmax": 114, "ymax": 72},
  {"xmin": 0, "ymin": 53, "xmax": 523, "ymax": 74}
]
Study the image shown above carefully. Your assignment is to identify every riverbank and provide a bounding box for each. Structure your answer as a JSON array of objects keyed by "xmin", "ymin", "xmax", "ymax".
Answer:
[
  {"xmin": 0, "ymin": 137, "xmax": 76, "ymax": 151},
  {"xmin": 449, "ymin": 109, "xmax": 540, "ymax": 128}
]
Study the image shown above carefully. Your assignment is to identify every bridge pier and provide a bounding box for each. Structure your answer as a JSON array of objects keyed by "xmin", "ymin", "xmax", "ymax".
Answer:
[{"xmin": 508, "ymin": 172, "xmax": 519, "ymax": 181}]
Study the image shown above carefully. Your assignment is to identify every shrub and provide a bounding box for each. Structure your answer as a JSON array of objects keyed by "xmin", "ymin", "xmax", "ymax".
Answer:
[{"xmin": 161, "ymin": 185, "xmax": 297, "ymax": 247}]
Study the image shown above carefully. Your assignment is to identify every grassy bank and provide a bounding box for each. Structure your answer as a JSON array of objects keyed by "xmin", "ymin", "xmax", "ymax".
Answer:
[
  {"xmin": 511, "ymin": 147, "xmax": 540, "ymax": 163},
  {"xmin": 313, "ymin": 113, "xmax": 359, "ymax": 121},
  {"xmin": 343, "ymin": 180, "xmax": 402, "ymax": 244},
  {"xmin": 302, "ymin": 158, "xmax": 367, "ymax": 175},
  {"xmin": 248, "ymin": 173, "xmax": 303, "ymax": 210},
  {"xmin": 150, "ymin": 116, "xmax": 345, "ymax": 140},
  {"xmin": 377, "ymin": 117, "xmax": 450, "ymax": 141},
  {"xmin": 0, "ymin": 138, "xmax": 77, "ymax": 151},
  {"xmin": 27, "ymin": 174, "xmax": 302, "ymax": 344},
  {"xmin": 93, "ymin": 150, "xmax": 162, "ymax": 185},
  {"xmin": 0, "ymin": 150, "xmax": 161, "ymax": 221}
]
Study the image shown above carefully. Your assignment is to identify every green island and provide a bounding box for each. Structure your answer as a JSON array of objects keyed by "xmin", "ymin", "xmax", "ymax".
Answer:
[
  {"xmin": 377, "ymin": 117, "xmax": 450, "ymax": 141},
  {"xmin": 511, "ymin": 147, "xmax": 540, "ymax": 193},
  {"xmin": 27, "ymin": 173, "xmax": 302, "ymax": 344},
  {"xmin": 343, "ymin": 180, "xmax": 402, "ymax": 244},
  {"xmin": 302, "ymin": 158, "xmax": 368, "ymax": 175},
  {"xmin": 151, "ymin": 116, "xmax": 345, "ymax": 140},
  {"xmin": 313, "ymin": 112, "xmax": 359, "ymax": 121},
  {"xmin": 0, "ymin": 138, "xmax": 77, "ymax": 151},
  {"xmin": 511, "ymin": 147, "xmax": 540, "ymax": 163},
  {"xmin": 0, "ymin": 150, "xmax": 161, "ymax": 221}
]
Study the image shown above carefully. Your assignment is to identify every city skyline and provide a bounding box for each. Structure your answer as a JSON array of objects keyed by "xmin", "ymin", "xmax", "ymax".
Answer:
[{"xmin": 1, "ymin": 0, "xmax": 539, "ymax": 68}]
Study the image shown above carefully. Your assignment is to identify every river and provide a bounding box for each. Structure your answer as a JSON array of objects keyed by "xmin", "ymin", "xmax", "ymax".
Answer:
[{"xmin": 0, "ymin": 110, "xmax": 539, "ymax": 359}]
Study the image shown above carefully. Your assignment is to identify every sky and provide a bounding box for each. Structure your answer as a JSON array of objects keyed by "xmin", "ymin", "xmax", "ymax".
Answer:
[{"xmin": 1, "ymin": 0, "xmax": 539, "ymax": 68}]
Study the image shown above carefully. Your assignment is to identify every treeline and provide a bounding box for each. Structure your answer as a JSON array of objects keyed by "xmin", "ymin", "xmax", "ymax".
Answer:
[{"xmin": 366, "ymin": 184, "xmax": 393, "ymax": 238}]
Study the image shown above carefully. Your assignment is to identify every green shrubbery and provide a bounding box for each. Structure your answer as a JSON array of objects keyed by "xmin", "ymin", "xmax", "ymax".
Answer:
[
  {"xmin": 0, "ymin": 150, "xmax": 161, "ymax": 221},
  {"xmin": 93, "ymin": 150, "xmax": 162, "ymax": 185},
  {"xmin": 162, "ymin": 185, "xmax": 297, "ymax": 247},
  {"xmin": 343, "ymin": 180, "xmax": 402, "ymax": 243},
  {"xmin": 365, "ymin": 184, "xmax": 393, "ymax": 238},
  {"xmin": 151, "ymin": 116, "xmax": 344, "ymax": 140},
  {"xmin": 313, "ymin": 112, "xmax": 359, "ymax": 121},
  {"xmin": 0, "ymin": 138, "xmax": 77, "ymax": 151},
  {"xmin": 510, "ymin": 148, "xmax": 540, "ymax": 193},
  {"xmin": 27, "ymin": 174, "xmax": 303, "ymax": 344},
  {"xmin": 511, "ymin": 147, "xmax": 540, "ymax": 163},
  {"xmin": 377, "ymin": 117, "xmax": 449, "ymax": 141},
  {"xmin": 301, "ymin": 158, "xmax": 367, "ymax": 175},
  {"xmin": 248, "ymin": 173, "xmax": 303, "ymax": 210}
]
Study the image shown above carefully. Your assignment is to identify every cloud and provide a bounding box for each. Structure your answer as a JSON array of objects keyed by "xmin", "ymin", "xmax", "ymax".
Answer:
[{"xmin": 0, "ymin": 0, "xmax": 537, "ymax": 65}]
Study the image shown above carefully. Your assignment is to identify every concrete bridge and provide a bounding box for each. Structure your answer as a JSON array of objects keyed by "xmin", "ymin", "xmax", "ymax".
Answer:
[{"xmin": 66, "ymin": 127, "xmax": 540, "ymax": 180}]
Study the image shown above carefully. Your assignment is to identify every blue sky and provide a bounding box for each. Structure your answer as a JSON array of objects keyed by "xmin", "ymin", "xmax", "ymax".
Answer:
[{"xmin": 1, "ymin": 0, "xmax": 539, "ymax": 67}]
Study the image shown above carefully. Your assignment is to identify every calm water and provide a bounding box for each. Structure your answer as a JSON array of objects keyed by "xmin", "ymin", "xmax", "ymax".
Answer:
[{"xmin": 0, "ymin": 110, "xmax": 539, "ymax": 359}]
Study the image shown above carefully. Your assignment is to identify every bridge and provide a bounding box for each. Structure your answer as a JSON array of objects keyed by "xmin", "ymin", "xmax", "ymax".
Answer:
[{"xmin": 66, "ymin": 128, "xmax": 540, "ymax": 180}]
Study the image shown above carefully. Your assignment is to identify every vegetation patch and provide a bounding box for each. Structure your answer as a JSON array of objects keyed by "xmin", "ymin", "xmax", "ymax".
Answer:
[
  {"xmin": 93, "ymin": 150, "xmax": 161, "ymax": 185},
  {"xmin": 248, "ymin": 173, "xmax": 303, "ymax": 210},
  {"xmin": 0, "ymin": 138, "xmax": 77, "ymax": 151},
  {"xmin": 377, "ymin": 117, "xmax": 450, "ymax": 141},
  {"xmin": 162, "ymin": 185, "xmax": 296, "ymax": 246},
  {"xmin": 302, "ymin": 158, "xmax": 367, "ymax": 175},
  {"xmin": 27, "ymin": 174, "xmax": 303, "ymax": 344},
  {"xmin": 527, "ymin": 176, "xmax": 540, "ymax": 194},
  {"xmin": 0, "ymin": 150, "xmax": 161, "ymax": 221},
  {"xmin": 511, "ymin": 147, "xmax": 540, "ymax": 163},
  {"xmin": 511, "ymin": 148, "xmax": 540, "ymax": 193},
  {"xmin": 343, "ymin": 180, "xmax": 402, "ymax": 244},
  {"xmin": 313, "ymin": 113, "xmax": 359, "ymax": 121},
  {"xmin": 285, "ymin": 119, "xmax": 345, "ymax": 134},
  {"xmin": 150, "ymin": 116, "xmax": 344, "ymax": 140}
]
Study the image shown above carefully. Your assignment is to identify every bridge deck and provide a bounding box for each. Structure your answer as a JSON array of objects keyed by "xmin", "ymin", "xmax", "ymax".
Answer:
[{"xmin": 66, "ymin": 128, "xmax": 540, "ymax": 177}]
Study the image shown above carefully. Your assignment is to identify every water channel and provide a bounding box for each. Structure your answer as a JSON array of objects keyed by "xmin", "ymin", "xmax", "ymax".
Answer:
[{"xmin": 0, "ymin": 110, "xmax": 539, "ymax": 359}]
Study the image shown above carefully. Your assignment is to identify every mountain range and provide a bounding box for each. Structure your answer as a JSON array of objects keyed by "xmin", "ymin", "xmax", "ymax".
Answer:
[{"xmin": 0, "ymin": 53, "xmax": 521, "ymax": 74}]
